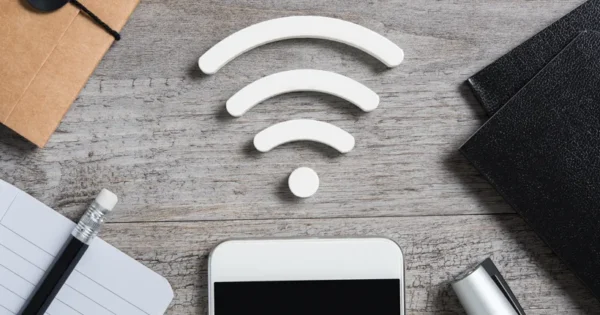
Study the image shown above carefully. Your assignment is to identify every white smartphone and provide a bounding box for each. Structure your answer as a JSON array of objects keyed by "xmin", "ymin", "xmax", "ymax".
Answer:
[{"xmin": 208, "ymin": 238, "xmax": 405, "ymax": 315}]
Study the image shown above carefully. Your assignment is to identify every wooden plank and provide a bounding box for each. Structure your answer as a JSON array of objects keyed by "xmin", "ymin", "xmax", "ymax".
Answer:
[
  {"xmin": 0, "ymin": 0, "xmax": 597, "ymax": 313},
  {"xmin": 102, "ymin": 214, "xmax": 600, "ymax": 314},
  {"xmin": 0, "ymin": 0, "xmax": 587, "ymax": 222}
]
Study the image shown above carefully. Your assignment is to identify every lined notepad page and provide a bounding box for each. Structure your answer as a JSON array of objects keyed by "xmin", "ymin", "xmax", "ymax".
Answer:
[{"xmin": 0, "ymin": 180, "xmax": 173, "ymax": 315}]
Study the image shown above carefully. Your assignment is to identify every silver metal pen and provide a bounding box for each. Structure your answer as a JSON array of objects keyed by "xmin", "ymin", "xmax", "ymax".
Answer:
[{"xmin": 452, "ymin": 258, "xmax": 526, "ymax": 315}]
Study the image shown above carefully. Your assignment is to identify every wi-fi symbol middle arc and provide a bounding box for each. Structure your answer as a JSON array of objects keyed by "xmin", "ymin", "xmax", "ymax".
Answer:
[{"xmin": 199, "ymin": 16, "xmax": 404, "ymax": 198}]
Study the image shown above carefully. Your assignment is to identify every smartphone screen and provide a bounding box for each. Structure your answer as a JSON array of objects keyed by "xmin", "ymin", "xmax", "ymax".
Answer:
[{"xmin": 214, "ymin": 279, "xmax": 401, "ymax": 315}]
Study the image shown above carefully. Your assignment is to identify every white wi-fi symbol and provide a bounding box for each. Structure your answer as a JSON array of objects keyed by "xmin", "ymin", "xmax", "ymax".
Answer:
[{"xmin": 199, "ymin": 16, "xmax": 404, "ymax": 198}]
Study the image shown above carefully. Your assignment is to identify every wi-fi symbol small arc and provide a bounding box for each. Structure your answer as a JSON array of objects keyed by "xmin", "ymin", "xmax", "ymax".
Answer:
[{"xmin": 199, "ymin": 15, "xmax": 404, "ymax": 198}]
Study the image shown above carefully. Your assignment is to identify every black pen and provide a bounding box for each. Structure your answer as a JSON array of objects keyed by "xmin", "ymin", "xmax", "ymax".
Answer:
[{"xmin": 19, "ymin": 189, "xmax": 118, "ymax": 315}]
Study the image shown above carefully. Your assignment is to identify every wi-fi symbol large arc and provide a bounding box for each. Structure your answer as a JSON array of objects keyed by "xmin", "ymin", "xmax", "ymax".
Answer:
[{"xmin": 199, "ymin": 16, "xmax": 403, "ymax": 198}]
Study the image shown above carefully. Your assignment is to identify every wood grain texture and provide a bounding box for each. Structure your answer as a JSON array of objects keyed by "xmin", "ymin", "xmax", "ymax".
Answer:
[
  {"xmin": 0, "ymin": 0, "xmax": 598, "ymax": 313},
  {"xmin": 102, "ymin": 215, "xmax": 600, "ymax": 314},
  {"xmin": 2, "ymin": 0, "xmax": 587, "ymax": 222}
]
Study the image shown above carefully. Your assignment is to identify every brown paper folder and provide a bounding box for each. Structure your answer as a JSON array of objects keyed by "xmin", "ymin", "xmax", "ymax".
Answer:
[{"xmin": 0, "ymin": 0, "xmax": 140, "ymax": 147}]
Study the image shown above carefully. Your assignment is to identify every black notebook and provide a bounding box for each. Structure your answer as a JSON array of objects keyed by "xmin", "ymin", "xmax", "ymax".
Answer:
[
  {"xmin": 467, "ymin": 0, "xmax": 600, "ymax": 116},
  {"xmin": 461, "ymin": 31, "xmax": 600, "ymax": 299}
]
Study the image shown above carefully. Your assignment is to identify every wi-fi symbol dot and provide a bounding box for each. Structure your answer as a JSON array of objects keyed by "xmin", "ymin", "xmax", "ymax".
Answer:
[{"xmin": 199, "ymin": 16, "xmax": 404, "ymax": 198}]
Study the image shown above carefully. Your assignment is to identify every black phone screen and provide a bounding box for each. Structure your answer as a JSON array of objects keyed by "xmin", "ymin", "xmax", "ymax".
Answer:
[{"xmin": 214, "ymin": 279, "xmax": 401, "ymax": 315}]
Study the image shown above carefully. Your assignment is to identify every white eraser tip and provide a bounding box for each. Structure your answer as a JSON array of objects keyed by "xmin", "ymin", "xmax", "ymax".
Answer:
[{"xmin": 95, "ymin": 189, "xmax": 118, "ymax": 211}]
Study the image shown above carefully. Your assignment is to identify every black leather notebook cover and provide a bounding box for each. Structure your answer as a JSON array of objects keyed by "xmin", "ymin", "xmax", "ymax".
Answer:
[
  {"xmin": 467, "ymin": 0, "xmax": 600, "ymax": 116},
  {"xmin": 461, "ymin": 31, "xmax": 600, "ymax": 299}
]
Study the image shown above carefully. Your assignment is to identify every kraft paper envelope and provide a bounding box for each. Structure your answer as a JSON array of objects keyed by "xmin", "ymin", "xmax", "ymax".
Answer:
[{"xmin": 0, "ymin": 0, "xmax": 139, "ymax": 147}]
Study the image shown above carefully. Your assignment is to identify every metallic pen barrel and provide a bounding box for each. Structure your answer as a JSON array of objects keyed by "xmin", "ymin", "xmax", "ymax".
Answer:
[
  {"xmin": 451, "ymin": 258, "xmax": 525, "ymax": 315},
  {"xmin": 453, "ymin": 266, "xmax": 517, "ymax": 314}
]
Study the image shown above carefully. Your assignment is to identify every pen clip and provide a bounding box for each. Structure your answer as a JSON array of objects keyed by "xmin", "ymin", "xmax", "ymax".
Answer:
[{"xmin": 481, "ymin": 258, "xmax": 526, "ymax": 315}]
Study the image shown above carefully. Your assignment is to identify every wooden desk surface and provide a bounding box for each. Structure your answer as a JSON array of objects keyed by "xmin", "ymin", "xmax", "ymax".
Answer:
[{"xmin": 1, "ymin": 0, "xmax": 599, "ymax": 313}]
